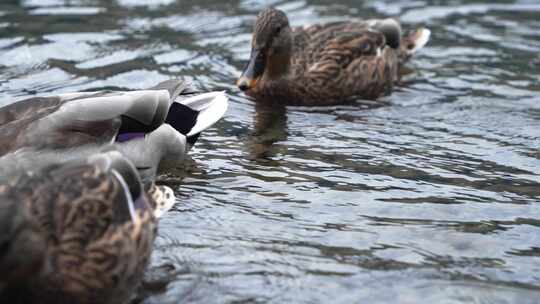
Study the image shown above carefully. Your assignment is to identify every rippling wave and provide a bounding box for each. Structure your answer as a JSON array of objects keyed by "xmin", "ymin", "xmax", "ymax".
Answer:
[{"xmin": 1, "ymin": 0, "xmax": 540, "ymax": 303}]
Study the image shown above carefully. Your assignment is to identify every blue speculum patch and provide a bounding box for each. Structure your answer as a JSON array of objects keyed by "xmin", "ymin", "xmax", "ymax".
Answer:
[{"xmin": 116, "ymin": 132, "xmax": 145, "ymax": 142}]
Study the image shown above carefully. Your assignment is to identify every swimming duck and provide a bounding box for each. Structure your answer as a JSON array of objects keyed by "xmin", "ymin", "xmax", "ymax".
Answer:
[
  {"xmin": 0, "ymin": 80, "xmax": 229, "ymax": 303},
  {"xmin": 0, "ymin": 79, "xmax": 228, "ymax": 157},
  {"xmin": 0, "ymin": 149, "xmax": 175, "ymax": 304},
  {"xmin": 236, "ymin": 8, "xmax": 431, "ymax": 105}
]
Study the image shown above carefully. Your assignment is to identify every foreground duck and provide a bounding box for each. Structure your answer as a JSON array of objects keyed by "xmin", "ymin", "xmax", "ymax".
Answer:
[
  {"xmin": 0, "ymin": 80, "xmax": 228, "ymax": 303},
  {"xmin": 0, "ymin": 79, "xmax": 227, "ymax": 179},
  {"xmin": 237, "ymin": 8, "xmax": 430, "ymax": 105},
  {"xmin": 0, "ymin": 150, "xmax": 174, "ymax": 304}
]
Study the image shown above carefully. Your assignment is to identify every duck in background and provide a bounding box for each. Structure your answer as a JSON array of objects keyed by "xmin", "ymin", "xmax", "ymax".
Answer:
[{"xmin": 237, "ymin": 8, "xmax": 430, "ymax": 105}]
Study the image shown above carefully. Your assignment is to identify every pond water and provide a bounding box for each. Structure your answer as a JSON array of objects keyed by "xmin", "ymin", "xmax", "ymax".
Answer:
[{"xmin": 1, "ymin": 0, "xmax": 540, "ymax": 303}]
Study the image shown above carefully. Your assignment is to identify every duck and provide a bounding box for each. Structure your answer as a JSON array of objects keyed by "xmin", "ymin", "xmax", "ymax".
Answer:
[
  {"xmin": 0, "ymin": 79, "xmax": 228, "ymax": 158},
  {"xmin": 0, "ymin": 149, "xmax": 175, "ymax": 304},
  {"xmin": 0, "ymin": 80, "xmax": 229, "ymax": 303},
  {"xmin": 236, "ymin": 8, "xmax": 431, "ymax": 105}
]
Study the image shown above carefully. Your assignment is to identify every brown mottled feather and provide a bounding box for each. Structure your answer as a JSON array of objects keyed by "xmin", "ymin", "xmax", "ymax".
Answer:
[
  {"xmin": 240, "ymin": 9, "xmax": 429, "ymax": 105},
  {"xmin": 0, "ymin": 158, "xmax": 158, "ymax": 304},
  {"xmin": 268, "ymin": 23, "xmax": 394, "ymax": 104}
]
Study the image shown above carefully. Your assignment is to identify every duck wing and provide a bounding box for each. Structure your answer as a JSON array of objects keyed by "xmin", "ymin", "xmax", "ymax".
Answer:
[
  {"xmin": 169, "ymin": 91, "xmax": 228, "ymax": 146},
  {"xmin": 290, "ymin": 20, "xmax": 403, "ymax": 103},
  {"xmin": 0, "ymin": 79, "xmax": 228, "ymax": 154},
  {"xmin": 0, "ymin": 80, "xmax": 190, "ymax": 155},
  {"xmin": 292, "ymin": 20, "xmax": 396, "ymax": 66},
  {"xmin": 0, "ymin": 122, "xmax": 187, "ymax": 194}
]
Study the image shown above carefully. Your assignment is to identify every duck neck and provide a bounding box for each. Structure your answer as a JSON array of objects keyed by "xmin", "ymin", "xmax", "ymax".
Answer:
[
  {"xmin": 261, "ymin": 49, "xmax": 291, "ymax": 83},
  {"xmin": 262, "ymin": 28, "xmax": 293, "ymax": 83}
]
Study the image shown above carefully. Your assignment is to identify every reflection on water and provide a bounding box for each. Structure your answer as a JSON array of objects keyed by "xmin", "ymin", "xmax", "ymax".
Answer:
[{"xmin": 1, "ymin": 0, "xmax": 540, "ymax": 303}]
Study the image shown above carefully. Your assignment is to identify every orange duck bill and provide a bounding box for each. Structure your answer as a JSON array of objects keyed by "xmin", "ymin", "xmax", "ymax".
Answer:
[{"xmin": 237, "ymin": 48, "xmax": 265, "ymax": 91}]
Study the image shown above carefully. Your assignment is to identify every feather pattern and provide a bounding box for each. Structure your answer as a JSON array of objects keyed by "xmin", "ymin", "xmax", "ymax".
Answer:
[{"xmin": 0, "ymin": 152, "xmax": 169, "ymax": 304}]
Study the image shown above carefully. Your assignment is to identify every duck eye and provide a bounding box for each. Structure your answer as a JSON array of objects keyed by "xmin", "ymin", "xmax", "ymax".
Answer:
[{"xmin": 275, "ymin": 26, "xmax": 282, "ymax": 34}]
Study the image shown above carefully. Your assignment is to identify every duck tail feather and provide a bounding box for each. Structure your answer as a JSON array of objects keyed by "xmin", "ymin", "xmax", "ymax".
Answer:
[
  {"xmin": 165, "ymin": 102, "xmax": 199, "ymax": 136},
  {"xmin": 164, "ymin": 91, "xmax": 228, "ymax": 146},
  {"xmin": 180, "ymin": 91, "xmax": 229, "ymax": 137},
  {"xmin": 402, "ymin": 28, "xmax": 431, "ymax": 56}
]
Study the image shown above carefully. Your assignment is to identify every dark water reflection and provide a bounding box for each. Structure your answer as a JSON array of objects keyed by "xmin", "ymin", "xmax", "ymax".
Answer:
[{"xmin": 1, "ymin": 0, "xmax": 540, "ymax": 303}]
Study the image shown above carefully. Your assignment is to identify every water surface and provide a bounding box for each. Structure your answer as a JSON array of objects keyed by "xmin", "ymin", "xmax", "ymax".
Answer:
[{"xmin": 1, "ymin": 0, "xmax": 540, "ymax": 303}]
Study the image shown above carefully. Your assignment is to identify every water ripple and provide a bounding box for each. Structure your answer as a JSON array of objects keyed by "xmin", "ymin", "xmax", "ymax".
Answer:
[{"xmin": 1, "ymin": 0, "xmax": 539, "ymax": 303}]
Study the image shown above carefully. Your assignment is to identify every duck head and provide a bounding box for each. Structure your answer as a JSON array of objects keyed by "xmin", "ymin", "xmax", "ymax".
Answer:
[{"xmin": 237, "ymin": 8, "xmax": 293, "ymax": 92}]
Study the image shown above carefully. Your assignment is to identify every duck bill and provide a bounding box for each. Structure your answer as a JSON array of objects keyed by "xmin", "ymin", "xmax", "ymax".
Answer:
[{"xmin": 237, "ymin": 49, "xmax": 265, "ymax": 91}]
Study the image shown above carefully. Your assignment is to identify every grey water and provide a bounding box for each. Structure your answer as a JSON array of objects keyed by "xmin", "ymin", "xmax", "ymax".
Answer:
[{"xmin": 1, "ymin": 0, "xmax": 540, "ymax": 303}]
